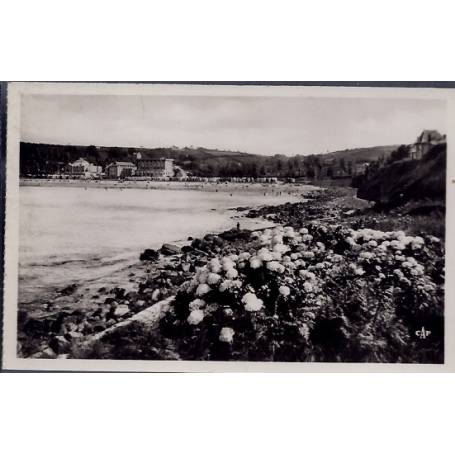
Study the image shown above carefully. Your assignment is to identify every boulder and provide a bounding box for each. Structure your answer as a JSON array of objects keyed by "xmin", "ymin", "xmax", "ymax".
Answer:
[
  {"xmin": 49, "ymin": 335, "xmax": 72, "ymax": 354},
  {"xmin": 93, "ymin": 323, "xmax": 107, "ymax": 333},
  {"xmin": 140, "ymin": 248, "xmax": 160, "ymax": 261},
  {"xmin": 114, "ymin": 305, "xmax": 130, "ymax": 318},
  {"xmin": 132, "ymin": 299, "xmax": 146, "ymax": 310},
  {"xmin": 160, "ymin": 243, "xmax": 182, "ymax": 255},
  {"xmin": 59, "ymin": 283, "xmax": 78, "ymax": 296},
  {"xmin": 31, "ymin": 347, "xmax": 57, "ymax": 359},
  {"xmin": 65, "ymin": 331, "xmax": 84, "ymax": 340},
  {"xmin": 219, "ymin": 229, "xmax": 251, "ymax": 241}
]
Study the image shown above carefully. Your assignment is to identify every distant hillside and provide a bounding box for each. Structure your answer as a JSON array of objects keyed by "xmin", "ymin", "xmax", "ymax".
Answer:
[
  {"xmin": 19, "ymin": 141, "xmax": 400, "ymax": 179},
  {"xmin": 324, "ymin": 145, "xmax": 399, "ymax": 163},
  {"xmin": 356, "ymin": 143, "xmax": 446, "ymax": 208}
]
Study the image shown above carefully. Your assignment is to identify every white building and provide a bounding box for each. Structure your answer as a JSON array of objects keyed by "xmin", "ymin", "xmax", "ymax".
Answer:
[{"xmin": 66, "ymin": 158, "xmax": 102, "ymax": 177}]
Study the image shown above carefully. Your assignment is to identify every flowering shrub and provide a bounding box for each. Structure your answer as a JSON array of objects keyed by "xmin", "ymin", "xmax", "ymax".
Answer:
[{"xmin": 159, "ymin": 223, "xmax": 444, "ymax": 363}]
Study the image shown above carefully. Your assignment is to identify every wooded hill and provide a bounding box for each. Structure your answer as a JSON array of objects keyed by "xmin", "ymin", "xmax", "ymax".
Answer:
[
  {"xmin": 356, "ymin": 143, "xmax": 446, "ymax": 208},
  {"xmin": 19, "ymin": 142, "xmax": 399, "ymax": 179}
]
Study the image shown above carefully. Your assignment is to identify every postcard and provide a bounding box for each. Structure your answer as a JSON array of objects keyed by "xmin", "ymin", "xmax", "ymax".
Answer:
[{"xmin": 2, "ymin": 82, "xmax": 454, "ymax": 371}]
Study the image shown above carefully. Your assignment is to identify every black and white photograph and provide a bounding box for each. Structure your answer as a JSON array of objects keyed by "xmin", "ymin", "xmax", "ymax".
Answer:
[{"xmin": 1, "ymin": 82, "xmax": 453, "ymax": 371}]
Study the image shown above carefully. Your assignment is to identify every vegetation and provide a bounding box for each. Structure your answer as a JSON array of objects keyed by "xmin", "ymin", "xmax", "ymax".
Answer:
[
  {"xmin": 20, "ymin": 142, "xmax": 398, "ymax": 179},
  {"xmin": 356, "ymin": 143, "xmax": 446, "ymax": 208},
  {"xmin": 69, "ymin": 189, "xmax": 444, "ymax": 363}
]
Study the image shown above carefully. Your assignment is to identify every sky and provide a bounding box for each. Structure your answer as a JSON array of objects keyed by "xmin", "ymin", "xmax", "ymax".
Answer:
[{"xmin": 21, "ymin": 94, "xmax": 446, "ymax": 156}]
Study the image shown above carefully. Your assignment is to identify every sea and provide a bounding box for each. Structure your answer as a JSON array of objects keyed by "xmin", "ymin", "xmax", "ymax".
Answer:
[{"xmin": 19, "ymin": 185, "xmax": 311, "ymax": 305}]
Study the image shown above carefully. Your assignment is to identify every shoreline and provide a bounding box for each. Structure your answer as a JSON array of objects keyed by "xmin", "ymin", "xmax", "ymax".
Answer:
[
  {"xmin": 18, "ymin": 187, "xmax": 324, "ymax": 357},
  {"xmin": 18, "ymin": 186, "xmax": 445, "ymax": 363},
  {"xmin": 19, "ymin": 177, "xmax": 315, "ymax": 196},
  {"xmin": 18, "ymin": 183, "xmax": 309, "ymax": 310}
]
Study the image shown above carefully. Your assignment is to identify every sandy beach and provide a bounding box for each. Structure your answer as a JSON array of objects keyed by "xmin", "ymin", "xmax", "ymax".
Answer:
[{"xmin": 20, "ymin": 178, "xmax": 312, "ymax": 197}]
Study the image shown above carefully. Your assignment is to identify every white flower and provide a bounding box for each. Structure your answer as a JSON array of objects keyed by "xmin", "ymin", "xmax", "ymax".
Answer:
[
  {"xmin": 257, "ymin": 248, "xmax": 274, "ymax": 262},
  {"xmin": 197, "ymin": 270, "xmax": 208, "ymax": 284},
  {"xmin": 266, "ymin": 261, "xmax": 282, "ymax": 272},
  {"xmin": 368, "ymin": 240, "xmax": 378, "ymax": 247},
  {"xmin": 219, "ymin": 327, "xmax": 235, "ymax": 343},
  {"xmin": 207, "ymin": 273, "xmax": 221, "ymax": 285},
  {"xmin": 273, "ymin": 243, "xmax": 289, "ymax": 254},
  {"xmin": 354, "ymin": 267, "xmax": 365, "ymax": 276},
  {"xmin": 390, "ymin": 240, "xmax": 405, "ymax": 250},
  {"xmin": 221, "ymin": 256, "xmax": 233, "ymax": 264},
  {"xmin": 238, "ymin": 252, "xmax": 251, "ymax": 261},
  {"xmin": 219, "ymin": 280, "xmax": 232, "ymax": 292},
  {"xmin": 332, "ymin": 254, "xmax": 343, "ymax": 263},
  {"xmin": 242, "ymin": 292, "xmax": 264, "ymax": 312},
  {"xmin": 222, "ymin": 260, "xmax": 235, "ymax": 271},
  {"xmin": 249, "ymin": 257, "xmax": 263, "ymax": 269},
  {"xmin": 189, "ymin": 298, "xmax": 205, "ymax": 310},
  {"xmin": 195, "ymin": 283, "xmax": 210, "ymax": 296},
  {"xmin": 259, "ymin": 234, "xmax": 271, "ymax": 244},
  {"xmin": 303, "ymin": 282, "xmax": 314, "ymax": 293},
  {"xmin": 283, "ymin": 227, "xmax": 295, "ymax": 238},
  {"xmin": 299, "ymin": 270, "xmax": 316, "ymax": 281},
  {"xmin": 187, "ymin": 309, "xmax": 204, "ymax": 325},
  {"xmin": 225, "ymin": 268, "xmax": 238, "ymax": 279},
  {"xmin": 279, "ymin": 285, "xmax": 291, "ymax": 296},
  {"xmin": 299, "ymin": 323, "xmax": 310, "ymax": 339},
  {"xmin": 272, "ymin": 235, "xmax": 284, "ymax": 245},
  {"xmin": 299, "ymin": 228, "xmax": 309, "ymax": 235},
  {"xmin": 209, "ymin": 258, "xmax": 222, "ymax": 273},
  {"xmin": 269, "ymin": 251, "xmax": 281, "ymax": 261}
]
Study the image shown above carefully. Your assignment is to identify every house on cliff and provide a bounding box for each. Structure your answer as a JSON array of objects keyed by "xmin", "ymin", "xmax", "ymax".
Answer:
[{"xmin": 410, "ymin": 130, "xmax": 446, "ymax": 160}]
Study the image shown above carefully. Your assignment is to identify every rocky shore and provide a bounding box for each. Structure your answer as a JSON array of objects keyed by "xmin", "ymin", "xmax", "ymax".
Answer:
[{"xmin": 18, "ymin": 187, "xmax": 445, "ymax": 363}]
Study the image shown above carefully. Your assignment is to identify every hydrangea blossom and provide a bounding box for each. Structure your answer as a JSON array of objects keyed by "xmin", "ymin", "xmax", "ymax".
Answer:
[
  {"xmin": 279, "ymin": 285, "xmax": 291, "ymax": 296},
  {"xmin": 226, "ymin": 268, "xmax": 239, "ymax": 280},
  {"xmin": 249, "ymin": 257, "xmax": 263, "ymax": 269},
  {"xmin": 207, "ymin": 273, "xmax": 221, "ymax": 285},
  {"xmin": 189, "ymin": 298, "xmax": 205, "ymax": 310},
  {"xmin": 196, "ymin": 283, "xmax": 210, "ymax": 296},
  {"xmin": 219, "ymin": 327, "xmax": 235, "ymax": 343},
  {"xmin": 222, "ymin": 260, "xmax": 236, "ymax": 272},
  {"xmin": 238, "ymin": 252, "xmax": 251, "ymax": 261},
  {"xmin": 242, "ymin": 292, "xmax": 264, "ymax": 312},
  {"xmin": 187, "ymin": 309, "xmax": 204, "ymax": 325},
  {"xmin": 209, "ymin": 258, "xmax": 222, "ymax": 273},
  {"xmin": 257, "ymin": 248, "xmax": 274, "ymax": 262}
]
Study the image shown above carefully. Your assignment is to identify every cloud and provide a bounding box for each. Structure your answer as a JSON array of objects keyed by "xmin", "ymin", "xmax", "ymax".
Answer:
[{"xmin": 21, "ymin": 94, "xmax": 446, "ymax": 156}]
